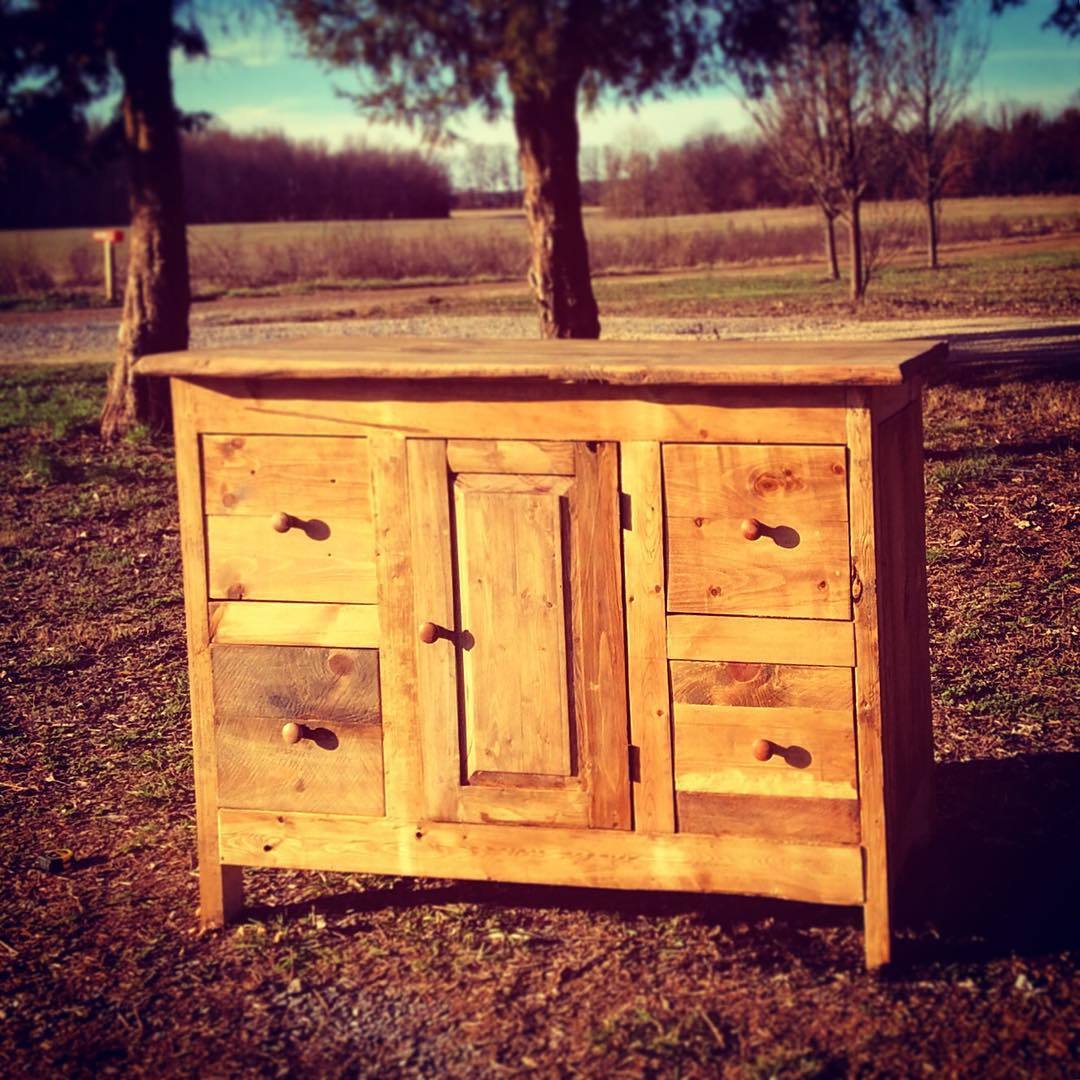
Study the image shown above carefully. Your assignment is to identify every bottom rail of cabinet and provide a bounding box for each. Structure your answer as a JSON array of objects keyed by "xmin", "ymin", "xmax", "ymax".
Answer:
[{"xmin": 216, "ymin": 808, "xmax": 865, "ymax": 907}]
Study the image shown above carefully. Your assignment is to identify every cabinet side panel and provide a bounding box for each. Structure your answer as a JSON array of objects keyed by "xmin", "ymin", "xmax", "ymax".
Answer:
[
  {"xmin": 847, "ymin": 390, "xmax": 891, "ymax": 968},
  {"xmin": 172, "ymin": 379, "xmax": 243, "ymax": 925},
  {"xmin": 874, "ymin": 401, "xmax": 934, "ymax": 877}
]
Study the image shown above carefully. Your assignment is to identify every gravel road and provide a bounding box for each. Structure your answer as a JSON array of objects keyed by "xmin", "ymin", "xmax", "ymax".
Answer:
[{"xmin": 2, "ymin": 300, "xmax": 1078, "ymax": 384}]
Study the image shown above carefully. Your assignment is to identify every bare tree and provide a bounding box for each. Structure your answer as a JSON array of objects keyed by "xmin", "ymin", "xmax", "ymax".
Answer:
[
  {"xmin": 741, "ymin": 37, "xmax": 844, "ymax": 281},
  {"xmin": 896, "ymin": 0, "xmax": 988, "ymax": 269},
  {"xmin": 737, "ymin": 0, "xmax": 898, "ymax": 301}
]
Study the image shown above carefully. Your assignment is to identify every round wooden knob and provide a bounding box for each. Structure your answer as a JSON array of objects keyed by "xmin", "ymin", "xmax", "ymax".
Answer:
[
  {"xmin": 418, "ymin": 621, "xmax": 440, "ymax": 644},
  {"xmin": 752, "ymin": 738, "xmax": 774, "ymax": 762},
  {"xmin": 281, "ymin": 722, "xmax": 303, "ymax": 745},
  {"xmin": 270, "ymin": 511, "xmax": 295, "ymax": 533},
  {"xmin": 741, "ymin": 518, "xmax": 763, "ymax": 541}
]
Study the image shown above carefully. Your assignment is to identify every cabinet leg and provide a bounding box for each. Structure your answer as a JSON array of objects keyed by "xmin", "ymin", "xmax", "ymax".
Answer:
[
  {"xmin": 198, "ymin": 864, "xmax": 244, "ymax": 929},
  {"xmin": 862, "ymin": 893, "xmax": 892, "ymax": 969}
]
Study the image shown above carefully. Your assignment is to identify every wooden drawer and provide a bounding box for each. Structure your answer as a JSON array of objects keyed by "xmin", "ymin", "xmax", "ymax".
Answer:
[
  {"xmin": 202, "ymin": 435, "xmax": 377, "ymax": 603},
  {"xmin": 663, "ymin": 444, "xmax": 851, "ymax": 619},
  {"xmin": 671, "ymin": 659, "xmax": 859, "ymax": 843},
  {"xmin": 211, "ymin": 644, "xmax": 384, "ymax": 816}
]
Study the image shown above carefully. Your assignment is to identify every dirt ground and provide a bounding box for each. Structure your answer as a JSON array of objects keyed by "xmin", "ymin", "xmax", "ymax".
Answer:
[{"xmin": 0, "ymin": 352, "xmax": 1077, "ymax": 1077}]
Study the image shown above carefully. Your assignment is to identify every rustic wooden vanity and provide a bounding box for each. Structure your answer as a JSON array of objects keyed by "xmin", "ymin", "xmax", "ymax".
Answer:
[{"xmin": 140, "ymin": 337, "xmax": 943, "ymax": 969}]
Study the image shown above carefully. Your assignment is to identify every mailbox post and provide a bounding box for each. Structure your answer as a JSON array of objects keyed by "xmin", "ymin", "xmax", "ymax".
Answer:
[{"xmin": 91, "ymin": 229, "xmax": 124, "ymax": 303}]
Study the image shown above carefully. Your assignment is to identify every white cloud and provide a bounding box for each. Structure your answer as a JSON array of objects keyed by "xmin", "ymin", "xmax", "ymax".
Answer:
[{"xmin": 215, "ymin": 101, "xmax": 415, "ymax": 148}]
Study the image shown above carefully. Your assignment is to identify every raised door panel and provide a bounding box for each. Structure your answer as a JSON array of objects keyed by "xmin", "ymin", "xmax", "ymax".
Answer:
[
  {"xmin": 455, "ymin": 474, "xmax": 574, "ymax": 778},
  {"xmin": 663, "ymin": 444, "xmax": 851, "ymax": 619},
  {"xmin": 410, "ymin": 440, "xmax": 631, "ymax": 830}
]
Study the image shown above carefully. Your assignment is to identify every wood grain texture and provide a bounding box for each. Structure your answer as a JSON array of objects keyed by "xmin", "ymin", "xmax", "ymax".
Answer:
[
  {"xmin": 847, "ymin": 390, "xmax": 891, "ymax": 969},
  {"xmin": 455, "ymin": 480, "xmax": 572, "ymax": 778},
  {"xmin": 677, "ymin": 792, "xmax": 860, "ymax": 844},
  {"xmin": 211, "ymin": 645, "xmax": 381, "ymax": 726},
  {"xmin": 408, "ymin": 439, "xmax": 461, "ymax": 821},
  {"xmin": 452, "ymin": 473, "xmax": 574, "ymax": 496},
  {"xmin": 369, "ymin": 435, "xmax": 424, "ymax": 822},
  {"xmin": 138, "ymin": 336, "xmax": 947, "ymax": 387},
  {"xmin": 206, "ymin": 515, "xmax": 377, "ymax": 603},
  {"xmin": 673, "ymin": 702, "xmax": 857, "ymax": 799},
  {"xmin": 571, "ymin": 442, "xmax": 633, "ymax": 830},
  {"xmin": 216, "ymin": 717, "xmax": 384, "ymax": 816},
  {"xmin": 447, "ymin": 439, "xmax": 575, "ymax": 475},
  {"xmin": 209, "ymin": 601, "xmax": 379, "ymax": 648},
  {"xmin": 670, "ymin": 660, "xmax": 853, "ymax": 711},
  {"xmin": 666, "ymin": 614, "xmax": 855, "ymax": 667},
  {"xmin": 171, "ymin": 379, "xmax": 243, "ymax": 927},
  {"xmin": 664, "ymin": 443, "xmax": 850, "ymax": 619},
  {"xmin": 874, "ymin": 400, "xmax": 935, "ymax": 883},
  {"xmin": 456, "ymin": 785, "xmax": 589, "ymax": 827},
  {"xmin": 218, "ymin": 809, "xmax": 866, "ymax": 906},
  {"xmin": 178, "ymin": 378, "xmax": 848, "ymax": 445},
  {"xmin": 620, "ymin": 441, "xmax": 675, "ymax": 833},
  {"xmin": 201, "ymin": 434, "xmax": 371, "ymax": 521}
]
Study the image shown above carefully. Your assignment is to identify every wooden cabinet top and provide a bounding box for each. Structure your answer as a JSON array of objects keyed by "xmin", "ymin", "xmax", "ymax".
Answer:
[{"xmin": 138, "ymin": 336, "xmax": 946, "ymax": 388}]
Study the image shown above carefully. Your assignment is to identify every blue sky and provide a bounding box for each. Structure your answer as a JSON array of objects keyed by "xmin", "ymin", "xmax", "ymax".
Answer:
[{"xmin": 172, "ymin": 2, "xmax": 1078, "ymax": 152}]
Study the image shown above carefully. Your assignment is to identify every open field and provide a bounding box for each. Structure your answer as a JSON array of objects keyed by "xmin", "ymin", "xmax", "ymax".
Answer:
[
  {"xmin": 1, "ymin": 361, "xmax": 1077, "ymax": 1076},
  {"xmin": 2, "ymin": 234, "xmax": 1077, "ymax": 379},
  {"xmin": 1, "ymin": 195, "xmax": 1078, "ymax": 302}
]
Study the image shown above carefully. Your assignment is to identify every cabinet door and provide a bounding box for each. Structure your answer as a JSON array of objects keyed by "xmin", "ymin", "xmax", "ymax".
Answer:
[{"xmin": 409, "ymin": 439, "xmax": 631, "ymax": 829}]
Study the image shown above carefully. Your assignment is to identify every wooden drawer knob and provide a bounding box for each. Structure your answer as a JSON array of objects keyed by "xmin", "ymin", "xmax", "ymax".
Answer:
[
  {"xmin": 741, "ymin": 518, "xmax": 763, "ymax": 541},
  {"xmin": 270, "ymin": 511, "xmax": 298, "ymax": 533},
  {"xmin": 281, "ymin": 722, "xmax": 304, "ymax": 745},
  {"xmin": 418, "ymin": 621, "xmax": 441, "ymax": 644},
  {"xmin": 752, "ymin": 738, "xmax": 774, "ymax": 762}
]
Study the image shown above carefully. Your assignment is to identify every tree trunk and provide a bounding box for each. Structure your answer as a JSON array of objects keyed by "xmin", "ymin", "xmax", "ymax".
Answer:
[
  {"xmin": 100, "ymin": 0, "xmax": 189, "ymax": 442},
  {"xmin": 823, "ymin": 209, "xmax": 840, "ymax": 281},
  {"xmin": 513, "ymin": 82, "xmax": 600, "ymax": 339},
  {"xmin": 848, "ymin": 196, "xmax": 864, "ymax": 303},
  {"xmin": 926, "ymin": 195, "xmax": 939, "ymax": 270}
]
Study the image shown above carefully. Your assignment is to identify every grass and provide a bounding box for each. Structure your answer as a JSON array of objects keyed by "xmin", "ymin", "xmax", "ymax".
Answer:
[
  {"xmin": 2, "ymin": 194, "xmax": 1077, "ymax": 303},
  {"xmin": 0, "ymin": 363, "xmax": 109, "ymax": 436},
  {"xmin": 1, "ymin": 360, "xmax": 1078, "ymax": 1076}
]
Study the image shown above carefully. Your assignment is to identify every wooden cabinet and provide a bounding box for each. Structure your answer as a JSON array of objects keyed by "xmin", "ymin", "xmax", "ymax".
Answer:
[{"xmin": 143, "ymin": 337, "xmax": 944, "ymax": 969}]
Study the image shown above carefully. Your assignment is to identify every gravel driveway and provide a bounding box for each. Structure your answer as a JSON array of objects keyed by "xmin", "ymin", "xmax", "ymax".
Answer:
[{"xmin": 2, "ymin": 300, "xmax": 1078, "ymax": 384}]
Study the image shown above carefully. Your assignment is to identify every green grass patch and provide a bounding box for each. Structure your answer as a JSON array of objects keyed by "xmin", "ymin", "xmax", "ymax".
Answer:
[
  {"xmin": 0, "ymin": 363, "xmax": 109, "ymax": 436},
  {"xmin": 925, "ymin": 452, "xmax": 1002, "ymax": 494}
]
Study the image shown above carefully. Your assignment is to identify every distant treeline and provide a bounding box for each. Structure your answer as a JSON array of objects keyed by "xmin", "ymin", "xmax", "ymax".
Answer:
[
  {"xmin": 0, "ymin": 126, "xmax": 452, "ymax": 228},
  {"xmin": 598, "ymin": 105, "xmax": 1080, "ymax": 217},
  {"xmin": 3, "ymin": 104, "xmax": 1078, "ymax": 229}
]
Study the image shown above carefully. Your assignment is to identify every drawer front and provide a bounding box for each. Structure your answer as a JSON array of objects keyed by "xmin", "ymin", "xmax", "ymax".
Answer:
[
  {"xmin": 663, "ymin": 444, "xmax": 850, "ymax": 619},
  {"xmin": 671, "ymin": 659, "xmax": 858, "ymax": 842},
  {"xmin": 203, "ymin": 434, "xmax": 371, "ymax": 518},
  {"xmin": 203, "ymin": 435, "xmax": 376, "ymax": 603},
  {"xmin": 212, "ymin": 644, "xmax": 384, "ymax": 816}
]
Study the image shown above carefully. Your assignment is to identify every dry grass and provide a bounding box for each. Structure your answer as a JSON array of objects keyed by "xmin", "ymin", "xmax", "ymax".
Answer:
[
  {"xmin": 1, "ymin": 363, "xmax": 1077, "ymax": 1076},
  {"xmin": 2, "ymin": 195, "xmax": 1078, "ymax": 298}
]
